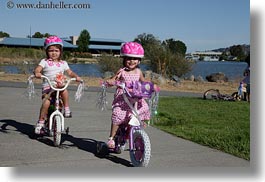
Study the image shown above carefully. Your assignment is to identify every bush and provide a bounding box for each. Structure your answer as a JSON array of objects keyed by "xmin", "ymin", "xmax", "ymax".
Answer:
[
  {"xmin": 0, "ymin": 47, "xmax": 45, "ymax": 60},
  {"xmin": 98, "ymin": 53, "xmax": 122, "ymax": 74},
  {"xmin": 147, "ymin": 45, "xmax": 193, "ymax": 78},
  {"xmin": 71, "ymin": 52, "xmax": 92, "ymax": 58}
]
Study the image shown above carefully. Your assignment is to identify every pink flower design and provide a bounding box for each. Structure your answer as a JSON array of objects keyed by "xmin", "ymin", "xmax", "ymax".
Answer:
[{"xmin": 46, "ymin": 59, "xmax": 54, "ymax": 66}]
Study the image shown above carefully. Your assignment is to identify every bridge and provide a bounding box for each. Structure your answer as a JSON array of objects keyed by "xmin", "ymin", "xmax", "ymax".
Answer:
[{"xmin": 186, "ymin": 51, "xmax": 223, "ymax": 61}]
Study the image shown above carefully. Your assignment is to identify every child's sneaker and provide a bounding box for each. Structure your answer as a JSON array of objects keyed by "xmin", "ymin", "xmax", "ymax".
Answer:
[
  {"xmin": 64, "ymin": 111, "xmax": 72, "ymax": 118},
  {"xmin": 35, "ymin": 122, "xmax": 45, "ymax": 134},
  {"xmin": 64, "ymin": 107, "xmax": 72, "ymax": 118}
]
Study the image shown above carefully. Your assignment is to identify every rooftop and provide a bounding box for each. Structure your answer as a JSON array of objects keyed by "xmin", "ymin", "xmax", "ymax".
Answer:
[
  {"xmin": 0, "ymin": 37, "xmax": 76, "ymax": 49},
  {"xmin": 0, "ymin": 37, "xmax": 125, "ymax": 51}
]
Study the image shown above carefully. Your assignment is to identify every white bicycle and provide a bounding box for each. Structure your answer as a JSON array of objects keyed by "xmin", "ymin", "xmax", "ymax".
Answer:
[{"xmin": 27, "ymin": 75, "xmax": 84, "ymax": 147}]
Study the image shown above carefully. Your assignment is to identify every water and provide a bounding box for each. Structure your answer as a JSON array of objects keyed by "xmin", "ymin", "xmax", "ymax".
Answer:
[
  {"xmin": 69, "ymin": 63, "xmax": 149, "ymax": 77},
  {"xmin": 69, "ymin": 64, "xmax": 102, "ymax": 77},
  {"xmin": 0, "ymin": 65, "xmax": 20, "ymax": 73},
  {"xmin": 0, "ymin": 64, "xmax": 103, "ymax": 77},
  {"xmin": 185, "ymin": 61, "xmax": 248, "ymax": 81},
  {"xmin": 0, "ymin": 61, "xmax": 248, "ymax": 81}
]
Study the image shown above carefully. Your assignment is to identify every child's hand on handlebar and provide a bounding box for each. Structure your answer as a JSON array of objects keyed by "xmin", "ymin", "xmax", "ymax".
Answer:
[
  {"xmin": 106, "ymin": 79, "xmax": 115, "ymax": 86},
  {"xmin": 34, "ymin": 72, "xmax": 42, "ymax": 79},
  {"xmin": 76, "ymin": 76, "xmax": 82, "ymax": 82},
  {"xmin": 154, "ymin": 84, "xmax": 160, "ymax": 93}
]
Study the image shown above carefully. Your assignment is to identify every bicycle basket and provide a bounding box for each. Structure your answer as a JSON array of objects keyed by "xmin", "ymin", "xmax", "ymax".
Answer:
[{"xmin": 126, "ymin": 81, "xmax": 154, "ymax": 99}]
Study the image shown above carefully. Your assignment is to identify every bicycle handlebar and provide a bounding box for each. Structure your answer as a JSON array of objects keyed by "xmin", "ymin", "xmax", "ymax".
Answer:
[
  {"xmin": 101, "ymin": 80, "xmax": 160, "ymax": 100},
  {"xmin": 28, "ymin": 75, "xmax": 83, "ymax": 91},
  {"xmin": 102, "ymin": 80, "xmax": 160, "ymax": 93},
  {"xmin": 101, "ymin": 80, "xmax": 128, "ymax": 93}
]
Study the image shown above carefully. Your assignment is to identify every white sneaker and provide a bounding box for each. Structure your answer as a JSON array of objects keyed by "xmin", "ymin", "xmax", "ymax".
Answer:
[
  {"xmin": 64, "ymin": 111, "xmax": 72, "ymax": 118},
  {"xmin": 35, "ymin": 123, "xmax": 45, "ymax": 134}
]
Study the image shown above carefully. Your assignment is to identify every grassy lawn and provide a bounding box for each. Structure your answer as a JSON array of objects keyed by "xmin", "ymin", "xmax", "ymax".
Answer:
[{"xmin": 151, "ymin": 96, "xmax": 250, "ymax": 160}]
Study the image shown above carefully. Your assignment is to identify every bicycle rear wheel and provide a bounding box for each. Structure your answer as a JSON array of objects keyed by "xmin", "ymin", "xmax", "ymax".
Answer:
[
  {"xmin": 130, "ymin": 129, "xmax": 151, "ymax": 167},
  {"xmin": 53, "ymin": 115, "xmax": 62, "ymax": 147},
  {"xmin": 203, "ymin": 89, "xmax": 220, "ymax": 100}
]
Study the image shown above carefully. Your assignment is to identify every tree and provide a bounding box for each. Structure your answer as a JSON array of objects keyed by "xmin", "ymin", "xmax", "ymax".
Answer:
[
  {"xmin": 134, "ymin": 33, "xmax": 161, "ymax": 48},
  {"xmin": 31, "ymin": 32, "xmax": 51, "ymax": 38},
  {"xmin": 0, "ymin": 31, "xmax": 10, "ymax": 38},
  {"xmin": 230, "ymin": 45, "xmax": 245, "ymax": 61},
  {"xmin": 134, "ymin": 33, "xmax": 161, "ymax": 58},
  {"xmin": 134, "ymin": 33, "xmax": 192, "ymax": 78},
  {"xmin": 162, "ymin": 38, "xmax": 187, "ymax": 56},
  {"xmin": 32, "ymin": 32, "xmax": 43, "ymax": 38},
  {"xmin": 147, "ymin": 44, "xmax": 192, "ymax": 78},
  {"xmin": 98, "ymin": 53, "xmax": 122, "ymax": 74},
  {"xmin": 77, "ymin": 29, "xmax": 90, "ymax": 52},
  {"xmin": 43, "ymin": 33, "xmax": 51, "ymax": 38},
  {"xmin": 147, "ymin": 45, "xmax": 168, "ymax": 76},
  {"xmin": 167, "ymin": 53, "xmax": 192, "ymax": 78}
]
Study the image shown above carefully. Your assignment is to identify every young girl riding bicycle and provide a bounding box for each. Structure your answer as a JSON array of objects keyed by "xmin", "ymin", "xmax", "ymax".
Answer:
[
  {"xmin": 105, "ymin": 42, "xmax": 157, "ymax": 149},
  {"xmin": 34, "ymin": 36, "xmax": 81, "ymax": 134}
]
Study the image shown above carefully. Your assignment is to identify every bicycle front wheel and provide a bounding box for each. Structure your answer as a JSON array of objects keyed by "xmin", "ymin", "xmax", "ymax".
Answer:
[
  {"xmin": 130, "ymin": 129, "xmax": 151, "ymax": 167},
  {"xmin": 53, "ymin": 115, "xmax": 62, "ymax": 147}
]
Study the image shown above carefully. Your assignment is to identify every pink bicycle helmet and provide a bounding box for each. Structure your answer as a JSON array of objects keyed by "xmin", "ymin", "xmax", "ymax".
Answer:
[
  {"xmin": 120, "ymin": 42, "xmax": 144, "ymax": 58},
  {"xmin": 44, "ymin": 36, "xmax": 63, "ymax": 50}
]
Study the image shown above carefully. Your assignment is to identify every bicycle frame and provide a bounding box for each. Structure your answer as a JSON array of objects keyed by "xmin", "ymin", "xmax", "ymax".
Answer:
[
  {"xmin": 44, "ymin": 76, "xmax": 73, "ymax": 131},
  {"xmin": 121, "ymin": 92, "xmax": 142, "ymax": 150},
  {"xmin": 120, "ymin": 83, "xmax": 153, "ymax": 166},
  {"xmin": 28, "ymin": 75, "xmax": 80, "ymax": 132}
]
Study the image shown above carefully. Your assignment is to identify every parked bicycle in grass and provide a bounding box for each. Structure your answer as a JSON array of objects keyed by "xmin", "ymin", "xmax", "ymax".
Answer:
[{"xmin": 203, "ymin": 82, "xmax": 247, "ymax": 101}]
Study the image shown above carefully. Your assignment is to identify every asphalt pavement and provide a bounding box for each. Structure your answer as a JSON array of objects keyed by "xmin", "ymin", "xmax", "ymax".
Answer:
[{"xmin": 0, "ymin": 81, "xmax": 250, "ymax": 173}]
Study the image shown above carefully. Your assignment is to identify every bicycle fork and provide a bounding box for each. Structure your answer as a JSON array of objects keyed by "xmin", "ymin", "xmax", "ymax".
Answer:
[
  {"xmin": 128, "ymin": 125, "xmax": 141, "ymax": 150},
  {"xmin": 49, "ymin": 91, "xmax": 64, "ymax": 132}
]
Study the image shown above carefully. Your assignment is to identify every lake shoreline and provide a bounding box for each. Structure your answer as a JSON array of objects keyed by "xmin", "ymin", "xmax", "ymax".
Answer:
[{"xmin": 0, "ymin": 73, "xmax": 240, "ymax": 95}]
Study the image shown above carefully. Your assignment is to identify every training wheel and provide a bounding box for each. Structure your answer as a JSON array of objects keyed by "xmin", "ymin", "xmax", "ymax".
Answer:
[
  {"xmin": 96, "ymin": 141, "xmax": 109, "ymax": 156},
  {"xmin": 65, "ymin": 127, "xmax": 70, "ymax": 135}
]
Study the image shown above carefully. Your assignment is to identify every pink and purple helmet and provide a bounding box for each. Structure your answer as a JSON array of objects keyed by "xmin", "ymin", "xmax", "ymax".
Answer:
[
  {"xmin": 120, "ymin": 42, "xmax": 144, "ymax": 58},
  {"xmin": 44, "ymin": 36, "xmax": 63, "ymax": 50}
]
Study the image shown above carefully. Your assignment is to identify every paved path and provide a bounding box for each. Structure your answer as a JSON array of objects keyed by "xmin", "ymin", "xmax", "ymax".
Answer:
[{"xmin": 0, "ymin": 81, "xmax": 249, "ymax": 169}]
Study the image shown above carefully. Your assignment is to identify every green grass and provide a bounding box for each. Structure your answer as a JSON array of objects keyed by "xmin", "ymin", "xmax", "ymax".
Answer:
[
  {"xmin": 0, "ymin": 47, "xmax": 45, "ymax": 60},
  {"xmin": 151, "ymin": 96, "xmax": 250, "ymax": 160}
]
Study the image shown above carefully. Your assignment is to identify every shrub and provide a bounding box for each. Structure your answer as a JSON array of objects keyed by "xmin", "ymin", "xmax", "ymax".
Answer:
[{"xmin": 98, "ymin": 53, "xmax": 122, "ymax": 74}]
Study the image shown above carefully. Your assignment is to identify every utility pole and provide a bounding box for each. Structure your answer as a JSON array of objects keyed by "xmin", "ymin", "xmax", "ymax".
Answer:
[{"xmin": 29, "ymin": 25, "xmax": 32, "ymax": 48}]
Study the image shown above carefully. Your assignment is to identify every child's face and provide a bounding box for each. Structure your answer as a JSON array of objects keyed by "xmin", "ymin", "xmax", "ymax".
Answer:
[
  {"xmin": 124, "ymin": 57, "xmax": 140, "ymax": 70},
  {"xmin": 47, "ymin": 45, "xmax": 61, "ymax": 61}
]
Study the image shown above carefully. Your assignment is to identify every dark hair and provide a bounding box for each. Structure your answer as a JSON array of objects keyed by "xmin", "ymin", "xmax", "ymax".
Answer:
[
  {"xmin": 122, "ymin": 57, "xmax": 141, "ymax": 68},
  {"xmin": 243, "ymin": 67, "xmax": 250, "ymax": 76},
  {"xmin": 46, "ymin": 44, "xmax": 63, "ymax": 59}
]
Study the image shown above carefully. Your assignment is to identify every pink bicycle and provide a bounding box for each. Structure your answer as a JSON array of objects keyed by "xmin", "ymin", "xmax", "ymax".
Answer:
[{"xmin": 96, "ymin": 81, "xmax": 159, "ymax": 167}]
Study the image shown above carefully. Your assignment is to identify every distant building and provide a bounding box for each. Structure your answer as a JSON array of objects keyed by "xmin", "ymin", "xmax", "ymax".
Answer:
[
  {"xmin": 0, "ymin": 36, "xmax": 125, "ymax": 55},
  {"xmin": 64, "ymin": 36, "xmax": 124, "ymax": 55},
  {"xmin": 191, "ymin": 51, "xmax": 222, "ymax": 61},
  {"xmin": 185, "ymin": 54, "xmax": 200, "ymax": 61},
  {"xmin": 0, "ymin": 37, "xmax": 76, "ymax": 50}
]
